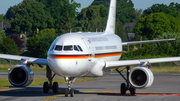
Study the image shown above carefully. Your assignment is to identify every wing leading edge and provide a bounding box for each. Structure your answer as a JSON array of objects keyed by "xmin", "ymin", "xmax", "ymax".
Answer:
[
  {"xmin": 0, "ymin": 54, "xmax": 48, "ymax": 65},
  {"xmin": 105, "ymin": 57, "xmax": 180, "ymax": 70},
  {"xmin": 122, "ymin": 38, "xmax": 175, "ymax": 46}
]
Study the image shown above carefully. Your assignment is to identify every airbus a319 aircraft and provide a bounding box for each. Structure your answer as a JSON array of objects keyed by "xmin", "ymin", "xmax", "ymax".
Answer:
[{"xmin": 1, "ymin": 0, "xmax": 180, "ymax": 97}]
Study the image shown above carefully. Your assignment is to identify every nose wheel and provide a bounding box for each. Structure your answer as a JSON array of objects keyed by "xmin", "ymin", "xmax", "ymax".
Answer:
[
  {"xmin": 64, "ymin": 77, "xmax": 75, "ymax": 97},
  {"xmin": 65, "ymin": 88, "xmax": 74, "ymax": 97}
]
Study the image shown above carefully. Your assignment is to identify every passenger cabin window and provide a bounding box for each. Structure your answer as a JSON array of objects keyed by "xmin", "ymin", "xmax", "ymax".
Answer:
[
  {"xmin": 54, "ymin": 45, "xmax": 63, "ymax": 51},
  {"xmin": 64, "ymin": 45, "xmax": 73, "ymax": 51}
]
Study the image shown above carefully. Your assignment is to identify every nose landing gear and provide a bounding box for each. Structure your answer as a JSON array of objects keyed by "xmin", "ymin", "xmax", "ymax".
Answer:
[{"xmin": 64, "ymin": 77, "xmax": 75, "ymax": 97}]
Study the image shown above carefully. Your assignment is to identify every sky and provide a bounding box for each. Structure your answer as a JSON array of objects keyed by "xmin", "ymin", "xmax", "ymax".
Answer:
[{"xmin": 0, "ymin": 0, "xmax": 180, "ymax": 15}]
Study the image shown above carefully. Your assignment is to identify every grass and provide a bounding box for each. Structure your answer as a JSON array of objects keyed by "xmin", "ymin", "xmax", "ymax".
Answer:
[
  {"xmin": 150, "ymin": 66, "xmax": 180, "ymax": 73},
  {"xmin": 0, "ymin": 78, "xmax": 95, "ymax": 88}
]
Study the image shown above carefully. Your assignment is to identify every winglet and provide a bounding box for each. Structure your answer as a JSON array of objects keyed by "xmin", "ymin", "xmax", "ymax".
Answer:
[{"xmin": 104, "ymin": 0, "xmax": 116, "ymax": 34}]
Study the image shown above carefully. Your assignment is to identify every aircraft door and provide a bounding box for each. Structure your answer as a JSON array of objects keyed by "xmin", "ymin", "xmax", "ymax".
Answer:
[{"xmin": 82, "ymin": 38, "xmax": 92, "ymax": 61}]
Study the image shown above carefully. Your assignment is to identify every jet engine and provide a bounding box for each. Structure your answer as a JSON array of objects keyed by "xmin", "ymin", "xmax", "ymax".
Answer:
[
  {"xmin": 129, "ymin": 67, "xmax": 154, "ymax": 89},
  {"xmin": 8, "ymin": 65, "xmax": 34, "ymax": 87}
]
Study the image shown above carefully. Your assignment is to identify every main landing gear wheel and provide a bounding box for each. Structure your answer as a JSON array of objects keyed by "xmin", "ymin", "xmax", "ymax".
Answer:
[
  {"xmin": 121, "ymin": 83, "xmax": 126, "ymax": 95},
  {"xmin": 116, "ymin": 66, "xmax": 136, "ymax": 96},
  {"xmin": 130, "ymin": 87, "xmax": 136, "ymax": 95},
  {"xmin": 52, "ymin": 82, "xmax": 58, "ymax": 93},
  {"xmin": 43, "ymin": 82, "xmax": 49, "ymax": 93}
]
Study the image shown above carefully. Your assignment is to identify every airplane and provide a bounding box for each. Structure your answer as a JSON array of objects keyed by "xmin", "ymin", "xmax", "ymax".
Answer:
[{"xmin": 0, "ymin": 0, "xmax": 180, "ymax": 97}]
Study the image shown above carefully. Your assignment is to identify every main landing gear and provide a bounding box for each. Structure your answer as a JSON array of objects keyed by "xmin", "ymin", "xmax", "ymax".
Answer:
[
  {"xmin": 115, "ymin": 66, "xmax": 136, "ymax": 95},
  {"xmin": 64, "ymin": 77, "xmax": 75, "ymax": 97},
  {"xmin": 43, "ymin": 66, "xmax": 58, "ymax": 94}
]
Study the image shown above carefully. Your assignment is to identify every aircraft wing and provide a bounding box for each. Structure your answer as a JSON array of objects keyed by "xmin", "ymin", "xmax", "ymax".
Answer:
[
  {"xmin": 0, "ymin": 54, "xmax": 48, "ymax": 65},
  {"xmin": 105, "ymin": 57, "xmax": 180, "ymax": 70},
  {"xmin": 122, "ymin": 39, "xmax": 175, "ymax": 46}
]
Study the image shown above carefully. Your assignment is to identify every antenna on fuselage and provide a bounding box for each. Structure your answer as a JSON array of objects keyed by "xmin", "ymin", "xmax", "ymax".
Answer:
[
  {"xmin": 96, "ymin": 28, "xmax": 98, "ymax": 32},
  {"xmin": 70, "ymin": 29, "xmax": 72, "ymax": 33}
]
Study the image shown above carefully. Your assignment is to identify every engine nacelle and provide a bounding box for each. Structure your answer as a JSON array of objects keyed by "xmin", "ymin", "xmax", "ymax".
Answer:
[
  {"xmin": 129, "ymin": 67, "xmax": 154, "ymax": 89},
  {"xmin": 8, "ymin": 65, "xmax": 34, "ymax": 87}
]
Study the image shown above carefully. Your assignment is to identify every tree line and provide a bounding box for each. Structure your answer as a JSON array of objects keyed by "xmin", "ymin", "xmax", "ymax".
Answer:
[{"xmin": 0, "ymin": 0, "xmax": 179, "ymax": 59}]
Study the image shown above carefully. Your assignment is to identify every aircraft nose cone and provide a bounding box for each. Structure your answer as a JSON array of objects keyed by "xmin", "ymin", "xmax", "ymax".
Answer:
[{"xmin": 48, "ymin": 58, "xmax": 89, "ymax": 77}]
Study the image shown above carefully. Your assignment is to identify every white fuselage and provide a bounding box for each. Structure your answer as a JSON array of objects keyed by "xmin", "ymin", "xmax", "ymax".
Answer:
[{"xmin": 47, "ymin": 32, "xmax": 122, "ymax": 77}]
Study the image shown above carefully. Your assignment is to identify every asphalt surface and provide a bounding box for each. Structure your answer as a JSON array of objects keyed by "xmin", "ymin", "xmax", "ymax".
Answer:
[{"xmin": 0, "ymin": 72, "xmax": 180, "ymax": 101}]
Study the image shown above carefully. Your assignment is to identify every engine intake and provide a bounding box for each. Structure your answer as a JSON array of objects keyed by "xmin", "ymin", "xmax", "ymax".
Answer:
[
  {"xmin": 129, "ymin": 67, "xmax": 154, "ymax": 89},
  {"xmin": 8, "ymin": 65, "xmax": 34, "ymax": 87}
]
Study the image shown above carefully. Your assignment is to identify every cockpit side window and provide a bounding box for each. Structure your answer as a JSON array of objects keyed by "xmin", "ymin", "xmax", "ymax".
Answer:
[
  {"xmin": 49, "ymin": 40, "xmax": 57, "ymax": 51},
  {"xmin": 77, "ymin": 45, "xmax": 83, "ymax": 52},
  {"xmin": 64, "ymin": 45, "xmax": 73, "ymax": 51},
  {"xmin": 74, "ymin": 45, "xmax": 79, "ymax": 51},
  {"xmin": 54, "ymin": 45, "xmax": 63, "ymax": 51}
]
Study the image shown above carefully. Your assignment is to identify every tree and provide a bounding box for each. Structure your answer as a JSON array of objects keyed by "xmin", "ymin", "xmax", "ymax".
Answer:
[
  {"xmin": 74, "ymin": 5, "xmax": 108, "ymax": 32},
  {"xmin": 4, "ymin": 5, "xmax": 18, "ymax": 20},
  {"xmin": 116, "ymin": 0, "xmax": 135, "ymax": 23},
  {"xmin": 91, "ymin": 0, "xmax": 109, "ymax": 7},
  {"xmin": 133, "ymin": 12, "xmax": 180, "ymax": 39},
  {"xmin": 133, "ymin": 9, "xmax": 142, "ymax": 22},
  {"xmin": 39, "ymin": 28, "xmax": 56, "ymax": 35},
  {"xmin": 0, "ymin": 29, "xmax": 6, "ymax": 44},
  {"xmin": 0, "ymin": 38, "xmax": 18, "ymax": 55},
  {"xmin": 121, "ymin": 32, "xmax": 180, "ymax": 60},
  {"xmin": 142, "ymin": 3, "xmax": 180, "ymax": 18},
  {"xmin": 91, "ymin": 0, "xmax": 136, "ymax": 23},
  {"xmin": 0, "ymin": 15, "xmax": 4, "ymax": 21},
  {"xmin": 152, "ymin": 32, "xmax": 180, "ymax": 56},
  {"xmin": 7, "ymin": 34, "xmax": 24, "ymax": 50},
  {"xmin": 26, "ymin": 31, "xmax": 57, "ymax": 58},
  {"xmin": 10, "ymin": 0, "xmax": 53, "ymax": 34},
  {"xmin": 36, "ymin": 0, "xmax": 81, "ymax": 34}
]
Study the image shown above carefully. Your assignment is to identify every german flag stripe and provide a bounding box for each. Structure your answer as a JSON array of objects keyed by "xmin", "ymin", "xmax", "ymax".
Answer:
[
  {"xmin": 49, "ymin": 55, "xmax": 90, "ymax": 59},
  {"xmin": 95, "ymin": 52, "xmax": 122, "ymax": 58},
  {"xmin": 49, "ymin": 52, "xmax": 122, "ymax": 59}
]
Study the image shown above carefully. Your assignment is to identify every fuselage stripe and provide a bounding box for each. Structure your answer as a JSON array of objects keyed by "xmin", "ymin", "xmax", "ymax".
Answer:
[
  {"xmin": 49, "ymin": 55, "xmax": 90, "ymax": 59},
  {"xmin": 49, "ymin": 52, "xmax": 122, "ymax": 59},
  {"xmin": 95, "ymin": 52, "xmax": 122, "ymax": 58}
]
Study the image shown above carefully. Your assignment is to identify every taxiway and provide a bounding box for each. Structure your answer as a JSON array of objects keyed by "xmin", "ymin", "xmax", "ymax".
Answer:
[{"xmin": 0, "ymin": 72, "xmax": 180, "ymax": 101}]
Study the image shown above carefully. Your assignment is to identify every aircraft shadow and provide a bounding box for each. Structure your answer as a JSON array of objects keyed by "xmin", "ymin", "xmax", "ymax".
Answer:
[{"xmin": 0, "ymin": 86, "xmax": 136, "ymax": 97}]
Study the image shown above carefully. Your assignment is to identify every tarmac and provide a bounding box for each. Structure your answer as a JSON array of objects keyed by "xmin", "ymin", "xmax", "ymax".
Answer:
[{"xmin": 0, "ymin": 72, "xmax": 180, "ymax": 101}]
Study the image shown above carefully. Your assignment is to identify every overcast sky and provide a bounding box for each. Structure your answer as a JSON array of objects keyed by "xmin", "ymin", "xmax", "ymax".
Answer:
[{"xmin": 0, "ymin": 0, "xmax": 180, "ymax": 15}]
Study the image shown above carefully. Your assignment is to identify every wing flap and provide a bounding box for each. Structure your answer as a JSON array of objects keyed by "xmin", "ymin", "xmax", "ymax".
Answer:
[{"xmin": 0, "ymin": 54, "xmax": 48, "ymax": 65}]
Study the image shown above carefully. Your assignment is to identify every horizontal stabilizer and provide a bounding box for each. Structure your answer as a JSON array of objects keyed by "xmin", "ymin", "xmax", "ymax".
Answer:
[{"xmin": 122, "ymin": 38, "xmax": 175, "ymax": 46}]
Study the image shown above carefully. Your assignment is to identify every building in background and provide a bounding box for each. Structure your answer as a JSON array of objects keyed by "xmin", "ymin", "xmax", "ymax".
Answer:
[{"xmin": 123, "ymin": 22, "xmax": 136, "ymax": 30}]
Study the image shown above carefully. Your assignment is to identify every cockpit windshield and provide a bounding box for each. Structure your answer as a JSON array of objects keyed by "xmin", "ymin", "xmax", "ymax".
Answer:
[
  {"xmin": 54, "ymin": 45, "xmax": 83, "ymax": 52},
  {"xmin": 54, "ymin": 45, "xmax": 63, "ymax": 51},
  {"xmin": 64, "ymin": 45, "xmax": 73, "ymax": 51}
]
